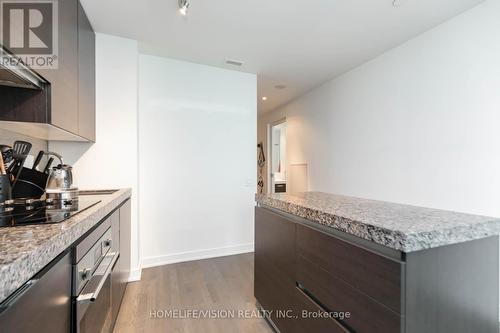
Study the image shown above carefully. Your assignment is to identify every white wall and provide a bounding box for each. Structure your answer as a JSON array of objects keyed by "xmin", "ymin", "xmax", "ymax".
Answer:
[
  {"xmin": 49, "ymin": 33, "xmax": 141, "ymax": 280},
  {"xmin": 49, "ymin": 35, "xmax": 257, "ymax": 274},
  {"xmin": 139, "ymin": 55, "xmax": 257, "ymax": 267},
  {"xmin": 259, "ymin": 0, "xmax": 500, "ymax": 218}
]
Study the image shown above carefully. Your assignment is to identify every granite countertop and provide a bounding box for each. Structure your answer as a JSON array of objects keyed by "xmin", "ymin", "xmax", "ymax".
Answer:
[
  {"xmin": 0, "ymin": 188, "xmax": 131, "ymax": 303},
  {"xmin": 256, "ymin": 192, "xmax": 500, "ymax": 253}
]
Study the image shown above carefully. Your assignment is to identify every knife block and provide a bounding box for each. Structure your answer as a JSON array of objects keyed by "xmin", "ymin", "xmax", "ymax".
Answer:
[{"xmin": 11, "ymin": 167, "xmax": 48, "ymax": 199}]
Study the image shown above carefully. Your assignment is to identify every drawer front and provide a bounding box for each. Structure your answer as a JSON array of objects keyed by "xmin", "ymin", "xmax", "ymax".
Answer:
[
  {"xmin": 294, "ymin": 286, "xmax": 349, "ymax": 333},
  {"xmin": 255, "ymin": 207, "xmax": 296, "ymax": 281},
  {"xmin": 0, "ymin": 253, "xmax": 71, "ymax": 333},
  {"xmin": 297, "ymin": 255, "xmax": 401, "ymax": 333},
  {"xmin": 255, "ymin": 207, "xmax": 298, "ymax": 333},
  {"xmin": 255, "ymin": 259, "xmax": 298, "ymax": 333},
  {"xmin": 297, "ymin": 224, "xmax": 403, "ymax": 313},
  {"xmin": 74, "ymin": 216, "xmax": 112, "ymax": 263}
]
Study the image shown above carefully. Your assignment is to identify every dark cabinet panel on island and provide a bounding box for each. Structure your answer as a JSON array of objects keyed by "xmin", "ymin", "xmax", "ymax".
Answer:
[
  {"xmin": 297, "ymin": 254, "xmax": 401, "ymax": 333},
  {"xmin": 255, "ymin": 205, "xmax": 499, "ymax": 333},
  {"xmin": 294, "ymin": 286, "xmax": 349, "ymax": 333},
  {"xmin": 254, "ymin": 206, "xmax": 298, "ymax": 332},
  {"xmin": 296, "ymin": 223, "xmax": 403, "ymax": 314}
]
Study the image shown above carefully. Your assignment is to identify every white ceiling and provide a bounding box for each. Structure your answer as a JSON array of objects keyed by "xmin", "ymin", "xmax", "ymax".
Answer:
[{"xmin": 81, "ymin": 0, "xmax": 483, "ymax": 113}]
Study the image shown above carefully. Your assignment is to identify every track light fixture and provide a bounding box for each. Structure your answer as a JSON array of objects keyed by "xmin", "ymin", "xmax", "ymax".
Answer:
[{"xmin": 179, "ymin": 0, "xmax": 189, "ymax": 16}]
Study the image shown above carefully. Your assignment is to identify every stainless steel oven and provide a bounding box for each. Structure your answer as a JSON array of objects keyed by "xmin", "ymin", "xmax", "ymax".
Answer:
[{"xmin": 73, "ymin": 218, "xmax": 119, "ymax": 333}]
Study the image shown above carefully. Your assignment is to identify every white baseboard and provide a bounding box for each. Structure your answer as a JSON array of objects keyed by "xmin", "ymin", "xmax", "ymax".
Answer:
[
  {"xmin": 128, "ymin": 266, "xmax": 142, "ymax": 282},
  {"xmin": 141, "ymin": 243, "xmax": 254, "ymax": 269}
]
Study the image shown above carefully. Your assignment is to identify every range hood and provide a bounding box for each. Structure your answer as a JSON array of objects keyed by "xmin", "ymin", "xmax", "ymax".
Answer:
[{"xmin": 0, "ymin": 46, "xmax": 47, "ymax": 89}]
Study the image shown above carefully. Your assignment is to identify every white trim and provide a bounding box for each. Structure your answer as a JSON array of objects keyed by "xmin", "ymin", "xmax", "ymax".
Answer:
[
  {"xmin": 267, "ymin": 123, "xmax": 272, "ymax": 193},
  {"xmin": 267, "ymin": 118, "xmax": 287, "ymax": 194},
  {"xmin": 128, "ymin": 266, "xmax": 142, "ymax": 282},
  {"xmin": 141, "ymin": 243, "xmax": 254, "ymax": 268}
]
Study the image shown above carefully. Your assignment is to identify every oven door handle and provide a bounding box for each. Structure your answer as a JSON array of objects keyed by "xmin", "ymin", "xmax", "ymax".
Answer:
[{"xmin": 76, "ymin": 251, "xmax": 119, "ymax": 304}]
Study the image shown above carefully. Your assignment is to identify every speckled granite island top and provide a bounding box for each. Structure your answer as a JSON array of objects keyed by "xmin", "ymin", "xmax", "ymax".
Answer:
[
  {"xmin": 256, "ymin": 192, "xmax": 500, "ymax": 253},
  {"xmin": 0, "ymin": 188, "xmax": 131, "ymax": 304}
]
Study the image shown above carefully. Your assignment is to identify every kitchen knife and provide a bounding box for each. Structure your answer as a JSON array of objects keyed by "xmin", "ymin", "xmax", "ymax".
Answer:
[
  {"xmin": 32, "ymin": 151, "xmax": 44, "ymax": 170},
  {"xmin": 43, "ymin": 157, "xmax": 54, "ymax": 174}
]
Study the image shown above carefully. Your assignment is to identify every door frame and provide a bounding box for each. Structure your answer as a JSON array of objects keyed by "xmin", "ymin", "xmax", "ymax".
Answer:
[{"xmin": 267, "ymin": 118, "xmax": 286, "ymax": 194}]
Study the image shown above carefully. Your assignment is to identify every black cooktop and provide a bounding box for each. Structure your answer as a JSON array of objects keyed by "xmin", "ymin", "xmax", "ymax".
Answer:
[{"xmin": 0, "ymin": 198, "xmax": 101, "ymax": 227}]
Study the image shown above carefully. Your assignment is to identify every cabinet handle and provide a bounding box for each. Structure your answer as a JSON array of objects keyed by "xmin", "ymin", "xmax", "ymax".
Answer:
[
  {"xmin": 0, "ymin": 279, "xmax": 39, "ymax": 315},
  {"xmin": 296, "ymin": 282, "xmax": 353, "ymax": 333}
]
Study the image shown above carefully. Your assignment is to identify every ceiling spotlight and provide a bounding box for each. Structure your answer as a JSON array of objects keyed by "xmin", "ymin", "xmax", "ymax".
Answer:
[
  {"xmin": 225, "ymin": 59, "xmax": 244, "ymax": 67},
  {"xmin": 262, "ymin": 97, "xmax": 268, "ymax": 101},
  {"xmin": 179, "ymin": 0, "xmax": 189, "ymax": 16},
  {"xmin": 392, "ymin": 0, "xmax": 405, "ymax": 7}
]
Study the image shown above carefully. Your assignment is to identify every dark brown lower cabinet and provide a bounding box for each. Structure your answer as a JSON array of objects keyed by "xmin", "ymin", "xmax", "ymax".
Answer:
[
  {"xmin": 110, "ymin": 209, "xmax": 125, "ymax": 327},
  {"xmin": 78, "ymin": 274, "xmax": 113, "ymax": 333},
  {"xmin": 111, "ymin": 257, "xmax": 126, "ymax": 324},
  {"xmin": 0, "ymin": 252, "xmax": 72, "ymax": 333},
  {"xmin": 293, "ymin": 286, "xmax": 349, "ymax": 333},
  {"xmin": 0, "ymin": 199, "xmax": 131, "ymax": 333},
  {"xmin": 255, "ymin": 205, "xmax": 298, "ymax": 332},
  {"xmin": 296, "ymin": 255, "xmax": 401, "ymax": 332},
  {"xmin": 255, "ymin": 206, "xmax": 499, "ymax": 333},
  {"xmin": 110, "ymin": 200, "xmax": 131, "ymax": 329}
]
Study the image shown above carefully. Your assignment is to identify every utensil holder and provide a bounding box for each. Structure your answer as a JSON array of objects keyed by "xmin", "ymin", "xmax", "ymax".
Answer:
[{"xmin": 0, "ymin": 174, "xmax": 12, "ymax": 202}]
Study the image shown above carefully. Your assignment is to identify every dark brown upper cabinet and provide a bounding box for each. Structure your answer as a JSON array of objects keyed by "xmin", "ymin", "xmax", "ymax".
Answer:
[
  {"xmin": 0, "ymin": 0, "xmax": 96, "ymax": 142},
  {"xmin": 77, "ymin": 0, "xmax": 96, "ymax": 141}
]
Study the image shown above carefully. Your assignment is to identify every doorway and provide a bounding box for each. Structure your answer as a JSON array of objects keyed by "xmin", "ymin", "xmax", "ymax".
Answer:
[{"xmin": 268, "ymin": 120, "xmax": 287, "ymax": 193}]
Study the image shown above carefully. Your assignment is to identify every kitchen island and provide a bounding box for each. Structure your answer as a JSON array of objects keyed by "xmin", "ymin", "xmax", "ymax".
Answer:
[
  {"xmin": 255, "ymin": 192, "xmax": 500, "ymax": 333},
  {"xmin": 0, "ymin": 189, "xmax": 131, "ymax": 332}
]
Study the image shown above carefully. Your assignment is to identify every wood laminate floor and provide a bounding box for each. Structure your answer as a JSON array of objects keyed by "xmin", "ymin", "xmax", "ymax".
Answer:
[{"xmin": 113, "ymin": 253, "xmax": 274, "ymax": 333}]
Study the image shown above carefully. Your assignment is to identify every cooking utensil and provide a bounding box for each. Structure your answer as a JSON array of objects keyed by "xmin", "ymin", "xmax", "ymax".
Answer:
[
  {"xmin": 6, "ymin": 141, "xmax": 32, "ymax": 174},
  {"xmin": 45, "ymin": 187, "xmax": 79, "ymax": 201},
  {"xmin": 32, "ymin": 150, "xmax": 44, "ymax": 170},
  {"xmin": 43, "ymin": 157, "xmax": 54, "ymax": 174},
  {"xmin": 0, "ymin": 153, "xmax": 6, "ymax": 175},
  {"xmin": 8, "ymin": 141, "xmax": 32, "ymax": 189},
  {"xmin": 0, "ymin": 145, "xmax": 13, "ymax": 165},
  {"xmin": 13, "ymin": 141, "xmax": 31, "ymax": 155}
]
